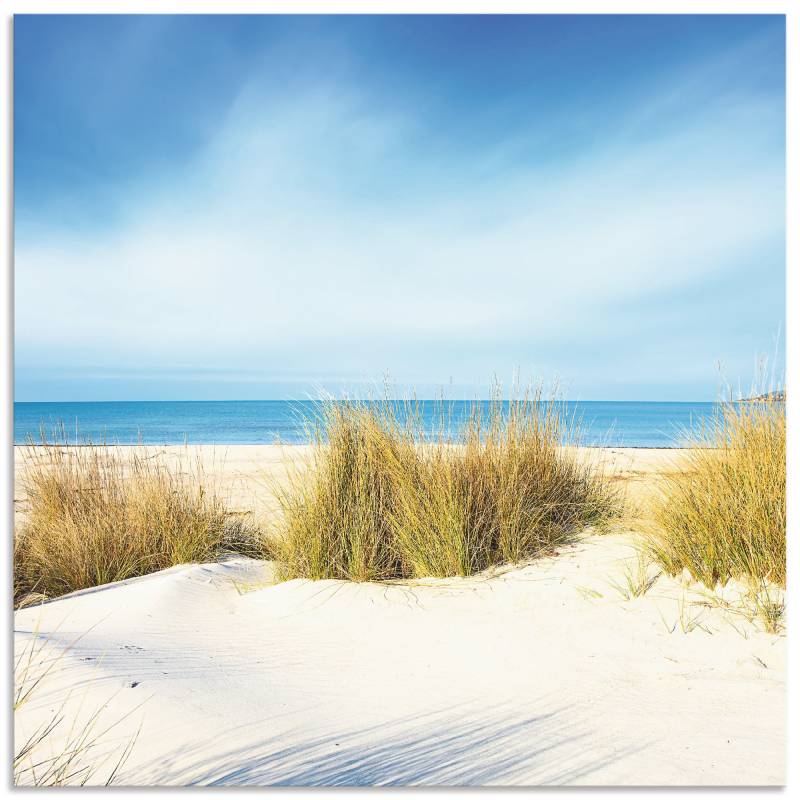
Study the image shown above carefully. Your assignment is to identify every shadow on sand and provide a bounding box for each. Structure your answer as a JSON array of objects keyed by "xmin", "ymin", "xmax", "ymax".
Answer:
[{"xmin": 126, "ymin": 701, "xmax": 648, "ymax": 786}]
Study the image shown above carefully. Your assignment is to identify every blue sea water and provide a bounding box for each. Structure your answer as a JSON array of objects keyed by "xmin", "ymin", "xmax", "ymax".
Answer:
[{"xmin": 13, "ymin": 400, "xmax": 720, "ymax": 448}]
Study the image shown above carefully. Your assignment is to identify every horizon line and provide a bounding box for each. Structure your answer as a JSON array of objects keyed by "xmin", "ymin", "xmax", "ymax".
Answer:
[{"xmin": 14, "ymin": 397, "xmax": 730, "ymax": 404}]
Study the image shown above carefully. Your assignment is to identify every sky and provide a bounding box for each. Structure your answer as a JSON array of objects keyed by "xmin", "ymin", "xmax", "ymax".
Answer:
[{"xmin": 14, "ymin": 14, "xmax": 785, "ymax": 401}]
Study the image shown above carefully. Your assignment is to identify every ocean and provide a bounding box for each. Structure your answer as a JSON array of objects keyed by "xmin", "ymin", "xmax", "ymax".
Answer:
[{"xmin": 13, "ymin": 400, "xmax": 721, "ymax": 448}]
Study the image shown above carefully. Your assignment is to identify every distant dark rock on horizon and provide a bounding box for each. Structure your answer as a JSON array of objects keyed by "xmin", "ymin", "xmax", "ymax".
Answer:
[{"xmin": 742, "ymin": 390, "xmax": 785, "ymax": 402}]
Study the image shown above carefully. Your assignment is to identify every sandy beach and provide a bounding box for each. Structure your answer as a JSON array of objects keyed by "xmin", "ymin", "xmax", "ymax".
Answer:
[{"xmin": 12, "ymin": 445, "xmax": 785, "ymax": 786}]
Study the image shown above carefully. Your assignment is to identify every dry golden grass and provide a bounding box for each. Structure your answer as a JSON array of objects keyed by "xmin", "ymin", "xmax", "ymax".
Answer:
[
  {"xmin": 274, "ymin": 390, "xmax": 621, "ymax": 581},
  {"xmin": 14, "ymin": 438, "xmax": 262, "ymax": 605},
  {"xmin": 645, "ymin": 398, "xmax": 785, "ymax": 587}
]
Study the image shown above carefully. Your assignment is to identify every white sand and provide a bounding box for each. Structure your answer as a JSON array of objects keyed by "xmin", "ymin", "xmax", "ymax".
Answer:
[{"xmin": 13, "ymin": 446, "xmax": 785, "ymax": 786}]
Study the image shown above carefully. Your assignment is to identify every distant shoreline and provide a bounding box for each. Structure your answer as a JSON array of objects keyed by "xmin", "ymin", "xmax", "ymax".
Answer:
[{"xmin": 741, "ymin": 390, "xmax": 785, "ymax": 402}]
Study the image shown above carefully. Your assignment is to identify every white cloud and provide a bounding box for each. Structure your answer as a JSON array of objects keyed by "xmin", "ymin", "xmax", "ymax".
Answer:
[{"xmin": 15, "ymin": 57, "xmax": 784, "ymax": 397}]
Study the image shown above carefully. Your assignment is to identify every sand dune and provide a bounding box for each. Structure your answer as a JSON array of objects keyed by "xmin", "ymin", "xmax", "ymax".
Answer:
[{"xmin": 14, "ymin": 528, "xmax": 785, "ymax": 786}]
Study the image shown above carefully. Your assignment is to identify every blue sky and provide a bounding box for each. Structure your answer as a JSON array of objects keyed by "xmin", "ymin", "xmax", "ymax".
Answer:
[{"xmin": 14, "ymin": 14, "xmax": 785, "ymax": 401}]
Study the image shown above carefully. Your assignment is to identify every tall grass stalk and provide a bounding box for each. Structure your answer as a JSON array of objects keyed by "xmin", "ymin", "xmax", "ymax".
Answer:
[
  {"xmin": 275, "ymin": 389, "xmax": 620, "ymax": 581},
  {"xmin": 646, "ymin": 398, "xmax": 785, "ymax": 587},
  {"xmin": 14, "ymin": 635, "xmax": 141, "ymax": 786}
]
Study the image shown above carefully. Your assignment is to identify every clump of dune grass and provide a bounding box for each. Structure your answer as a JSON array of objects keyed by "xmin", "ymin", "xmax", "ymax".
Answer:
[
  {"xmin": 275, "ymin": 389, "xmax": 621, "ymax": 581},
  {"xmin": 645, "ymin": 397, "xmax": 785, "ymax": 588},
  {"xmin": 14, "ymin": 437, "xmax": 261, "ymax": 605},
  {"xmin": 274, "ymin": 401, "xmax": 406, "ymax": 581}
]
